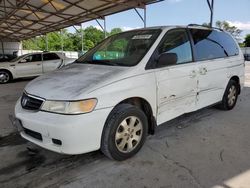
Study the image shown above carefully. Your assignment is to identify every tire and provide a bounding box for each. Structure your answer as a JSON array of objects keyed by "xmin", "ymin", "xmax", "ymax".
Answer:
[
  {"xmin": 219, "ymin": 80, "xmax": 239, "ymax": 110},
  {"xmin": 101, "ymin": 103, "xmax": 148, "ymax": 161},
  {"xmin": 0, "ymin": 70, "xmax": 12, "ymax": 84}
]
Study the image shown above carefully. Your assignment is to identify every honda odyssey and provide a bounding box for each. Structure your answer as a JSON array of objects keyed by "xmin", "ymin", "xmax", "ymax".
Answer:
[{"xmin": 12, "ymin": 25, "xmax": 245, "ymax": 160}]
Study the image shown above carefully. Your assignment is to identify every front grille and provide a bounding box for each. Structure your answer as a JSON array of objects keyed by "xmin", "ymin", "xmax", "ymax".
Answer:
[
  {"xmin": 24, "ymin": 128, "xmax": 43, "ymax": 141},
  {"xmin": 21, "ymin": 92, "xmax": 44, "ymax": 110}
]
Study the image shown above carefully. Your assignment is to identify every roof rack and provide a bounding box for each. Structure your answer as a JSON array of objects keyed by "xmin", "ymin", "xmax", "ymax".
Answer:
[{"xmin": 187, "ymin": 24, "xmax": 224, "ymax": 32}]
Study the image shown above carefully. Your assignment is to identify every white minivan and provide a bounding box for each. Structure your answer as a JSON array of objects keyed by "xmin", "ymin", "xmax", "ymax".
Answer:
[{"xmin": 12, "ymin": 25, "xmax": 245, "ymax": 160}]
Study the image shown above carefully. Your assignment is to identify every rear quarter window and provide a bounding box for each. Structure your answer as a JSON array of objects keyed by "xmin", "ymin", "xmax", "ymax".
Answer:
[
  {"xmin": 190, "ymin": 29, "xmax": 239, "ymax": 61},
  {"xmin": 43, "ymin": 53, "xmax": 60, "ymax": 61}
]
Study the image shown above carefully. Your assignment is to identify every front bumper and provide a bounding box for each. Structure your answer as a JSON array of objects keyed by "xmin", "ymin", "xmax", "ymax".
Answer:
[{"xmin": 14, "ymin": 98, "xmax": 113, "ymax": 154}]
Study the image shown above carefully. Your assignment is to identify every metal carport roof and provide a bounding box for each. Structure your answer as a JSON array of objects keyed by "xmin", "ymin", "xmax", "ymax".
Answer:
[{"xmin": 0, "ymin": 0, "xmax": 162, "ymax": 41}]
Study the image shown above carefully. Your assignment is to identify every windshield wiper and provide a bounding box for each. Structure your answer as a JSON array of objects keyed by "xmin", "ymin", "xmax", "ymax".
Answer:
[{"xmin": 83, "ymin": 60, "xmax": 118, "ymax": 66}]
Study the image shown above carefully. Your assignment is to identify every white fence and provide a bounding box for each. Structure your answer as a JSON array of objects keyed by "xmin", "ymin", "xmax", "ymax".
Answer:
[
  {"xmin": 0, "ymin": 41, "xmax": 79, "ymax": 59},
  {"xmin": 241, "ymin": 47, "xmax": 250, "ymax": 55}
]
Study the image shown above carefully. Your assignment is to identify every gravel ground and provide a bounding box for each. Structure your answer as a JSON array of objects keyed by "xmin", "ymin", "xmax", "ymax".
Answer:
[{"xmin": 0, "ymin": 62, "xmax": 250, "ymax": 188}]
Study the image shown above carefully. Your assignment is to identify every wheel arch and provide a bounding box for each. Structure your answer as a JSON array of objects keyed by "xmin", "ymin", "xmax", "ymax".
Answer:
[
  {"xmin": 0, "ymin": 68, "xmax": 13, "ymax": 80},
  {"xmin": 114, "ymin": 97, "xmax": 156, "ymax": 135},
  {"xmin": 230, "ymin": 75, "xmax": 241, "ymax": 94}
]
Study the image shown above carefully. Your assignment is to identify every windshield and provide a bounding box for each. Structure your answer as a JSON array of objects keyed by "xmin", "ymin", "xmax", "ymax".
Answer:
[
  {"xmin": 75, "ymin": 29, "xmax": 161, "ymax": 67},
  {"xmin": 10, "ymin": 54, "xmax": 26, "ymax": 62}
]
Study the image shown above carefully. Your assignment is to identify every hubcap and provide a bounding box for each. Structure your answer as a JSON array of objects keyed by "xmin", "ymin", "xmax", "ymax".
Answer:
[
  {"xmin": 0, "ymin": 72, "xmax": 9, "ymax": 83},
  {"xmin": 115, "ymin": 116, "xmax": 143, "ymax": 153},
  {"xmin": 228, "ymin": 85, "xmax": 237, "ymax": 107}
]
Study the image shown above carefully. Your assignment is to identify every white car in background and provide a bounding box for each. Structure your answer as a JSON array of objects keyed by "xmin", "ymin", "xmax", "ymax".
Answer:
[{"xmin": 0, "ymin": 52, "xmax": 75, "ymax": 84}]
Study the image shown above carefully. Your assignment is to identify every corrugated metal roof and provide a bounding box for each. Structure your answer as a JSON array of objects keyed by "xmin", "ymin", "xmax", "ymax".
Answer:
[{"xmin": 0, "ymin": 0, "xmax": 162, "ymax": 41}]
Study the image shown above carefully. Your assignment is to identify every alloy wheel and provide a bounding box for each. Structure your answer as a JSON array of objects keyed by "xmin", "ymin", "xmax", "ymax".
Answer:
[
  {"xmin": 227, "ymin": 85, "xmax": 237, "ymax": 107},
  {"xmin": 0, "ymin": 72, "xmax": 10, "ymax": 83},
  {"xmin": 115, "ymin": 116, "xmax": 143, "ymax": 153}
]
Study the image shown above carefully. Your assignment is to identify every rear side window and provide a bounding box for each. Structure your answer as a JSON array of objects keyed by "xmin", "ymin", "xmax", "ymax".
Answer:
[
  {"xmin": 43, "ymin": 53, "xmax": 60, "ymax": 61},
  {"xmin": 158, "ymin": 29, "xmax": 192, "ymax": 64},
  {"xmin": 191, "ymin": 29, "xmax": 239, "ymax": 61}
]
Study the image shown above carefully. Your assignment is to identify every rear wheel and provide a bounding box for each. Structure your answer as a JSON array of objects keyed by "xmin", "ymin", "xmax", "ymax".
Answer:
[
  {"xmin": 101, "ymin": 104, "xmax": 148, "ymax": 161},
  {"xmin": 219, "ymin": 80, "xmax": 239, "ymax": 110},
  {"xmin": 0, "ymin": 70, "xmax": 11, "ymax": 84}
]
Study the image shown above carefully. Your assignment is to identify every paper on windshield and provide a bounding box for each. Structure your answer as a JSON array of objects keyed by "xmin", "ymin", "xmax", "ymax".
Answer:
[{"xmin": 132, "ymin": 35, "xmax": 152, "ymax": 40}]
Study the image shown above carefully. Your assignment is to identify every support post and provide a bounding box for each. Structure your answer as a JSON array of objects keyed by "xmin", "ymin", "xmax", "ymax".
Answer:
[
  {"xmin": 104, "ymin": 17, "xmax": 107, "ymax": 38},
  {"xmin": 207, "ymin": 0, "xmax": 214, "ymax": 27},
  {"xmin": 45, "ymin": 34, "xmax": 48, "ymax": 51},
  {"xmin": 20, "ymin": 41, "xmax": 23, "ymax": 55},
  {"xmin": 134, "ymin": 5, "xmax": 147, "ymax": 28},
  {"xmin": 144, "ymin": 6, "xmax": 146, "ymax": 28},
  {"xmin": 60, "ymin": 30, "xmax": 64, "ymax": 52},
  {"xmin": 81, "ymin": 24, "xmax": 84, "ymax": 52},
  {"xmin": 1, "ymin": 40, "xmax": 4, "ymax": 55},
  {"xmin": 35, "ymin": 37, "xmax": 38, "ymax": 50},
  {"xmin": 96, "ymin": 17, "xmax": 107, "ymax": 38}
]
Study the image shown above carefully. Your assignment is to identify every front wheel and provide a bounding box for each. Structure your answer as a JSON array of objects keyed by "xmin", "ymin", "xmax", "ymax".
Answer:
[
  {"xmin": 101, "ymin": 104, "xmax": 148, "ymax": 161},
  {"xmin": 0, "ymin": 70, "xmax": 11, "ymax": 84},
  {"xmin": 219, "ymin": 80, "xmax": 239, "ymax": 110}
]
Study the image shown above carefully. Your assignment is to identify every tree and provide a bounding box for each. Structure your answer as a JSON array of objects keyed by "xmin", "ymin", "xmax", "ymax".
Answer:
[
  {"xmin": 215, "ymin": 21, "xmax": 242, "ymax": 40},
  {"xmin": 244, "ymin": 34, "xmax": 250, "ymax": 47},
  {"xmin": 84, "ymin": 26, "xmax": 104, "ymax": 46},
  {"xmin": 202, "ymin": 23, "xmax": 210, "ymax": 27},
  {"xmin": 109, "ymin": 28, "xmax": 122, "ymax": 36},
  {"xmin": 22, "ymin": 26, "xmax": 124, "ymax": 52}
]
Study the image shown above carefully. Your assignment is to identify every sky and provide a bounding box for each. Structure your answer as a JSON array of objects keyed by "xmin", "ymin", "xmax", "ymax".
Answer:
[{"xmin": 68, "ymin": 0, "xmax": 250, "ymax": 40}]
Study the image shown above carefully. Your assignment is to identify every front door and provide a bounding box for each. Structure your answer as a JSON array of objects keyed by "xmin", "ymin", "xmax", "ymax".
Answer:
[
  {"xmin": 154, "ymin": 29, "xmax": 198, "ymax": 125},
  {"xmin": 15, "ymin": 54, "xmax": 43, "ymax": 77}
]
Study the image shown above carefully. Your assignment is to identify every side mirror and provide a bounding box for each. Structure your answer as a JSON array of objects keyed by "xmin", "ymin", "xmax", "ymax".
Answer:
[
  {"xmin": 156, "ymin": 53, "xmax": 177, "ymax": 68},
  {"xmin": 19, "ymin": 59, "xmax": 27, "ymax": 63}
]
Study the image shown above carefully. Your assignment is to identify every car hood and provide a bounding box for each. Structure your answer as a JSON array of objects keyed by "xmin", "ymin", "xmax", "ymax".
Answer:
[{"xmin": 25, "ymin": 63, "xmax": 128, "ymax": 100}]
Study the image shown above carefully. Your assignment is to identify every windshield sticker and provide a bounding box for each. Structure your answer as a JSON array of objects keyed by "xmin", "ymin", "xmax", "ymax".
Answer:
[{"xmin": 132, "ymin": 35, "xmax": 152, "ymax": 40}]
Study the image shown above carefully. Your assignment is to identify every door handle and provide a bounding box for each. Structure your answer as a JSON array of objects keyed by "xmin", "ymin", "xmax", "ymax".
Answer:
[
  {"xmin": 37, "ymin": 64, "xmax": 41, "ymax": 66},
  {"xmin": 199, "ymin": 67, "xmax": 207, "ymax": 75},
  {"xmin": 189, "ymin": 70, "xmax": 196, "ymax": 78}
]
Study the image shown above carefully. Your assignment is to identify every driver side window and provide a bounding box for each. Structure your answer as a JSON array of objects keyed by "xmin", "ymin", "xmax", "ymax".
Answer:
[
  {"xmin": 158, "ymin": 29, "xmax": 192, "ymax": 66},
  {"xmin": 22, "ymin": 54, "xmax": 42, "ymax": 63}
]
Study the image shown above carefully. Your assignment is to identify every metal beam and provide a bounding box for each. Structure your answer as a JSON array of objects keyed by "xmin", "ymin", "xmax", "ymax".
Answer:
[
  {"xmin": 45, "ymin": 34, "xmax": 48, "ymax": 51},
  {"xmin": 207, "ymin": 0, "xmax": 214, "ymax": 27},
  {"xmin": 96, "ymin": 18, "xmax": 107, "ymax": 38},
  {"xmin": 134, "ymin": 6, "xmax": 147, "ymax": 28},
  {"xmin": 60, "ymin": 30, "xmax": 63, "ymax": 52},
  {"xmin": 0, "ymin": 40, "xmax": 4, "ymax": 55},
  {"xmin": 81, "ymin": 24, "xmax": 84, "ymax": 51},
  {"xmin": 0, "ymin": 0, "xmax": 161, "ymax": 40},
  {"xmin": 73, "ymin": 24, "xmax": 84, "ymax": 52}
]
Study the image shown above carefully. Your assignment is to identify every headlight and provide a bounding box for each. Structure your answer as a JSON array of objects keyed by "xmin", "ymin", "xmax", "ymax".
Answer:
[{"xmin": 41, "ymin": 99, "xmax": 97, "ymax": 114}]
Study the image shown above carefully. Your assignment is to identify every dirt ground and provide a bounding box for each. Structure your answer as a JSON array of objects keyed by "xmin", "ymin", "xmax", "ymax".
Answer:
[{"xmin": 0, "ymin": 63, "xmax": 250, "ymax": 188}]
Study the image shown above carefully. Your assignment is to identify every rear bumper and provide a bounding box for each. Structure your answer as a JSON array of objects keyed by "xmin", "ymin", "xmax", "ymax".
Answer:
[{"xmin": 14, "ymin": 98, "xmax": 113, "ymax": 154}]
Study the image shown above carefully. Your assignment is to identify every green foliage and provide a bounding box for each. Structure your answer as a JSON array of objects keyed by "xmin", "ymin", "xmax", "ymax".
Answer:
[
  {"xmin": 109, "ymin": 28, "xmax": 122, "ymax": 36},
  {"xmin": 202, "ymin": 23, "xmax": 210, "ymax": 27},
  {"xmin": 244, "ymin": 34, "xmax": 250, "ymax": 47},
  {"xmin": 22, "ymin": 26, "xmax": 123, "ymax": 52}
]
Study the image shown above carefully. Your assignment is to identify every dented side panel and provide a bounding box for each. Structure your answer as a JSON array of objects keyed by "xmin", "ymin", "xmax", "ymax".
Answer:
[{"xmin": 155, "ymin": 62, "xmax": 198, "ymax": 125}]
